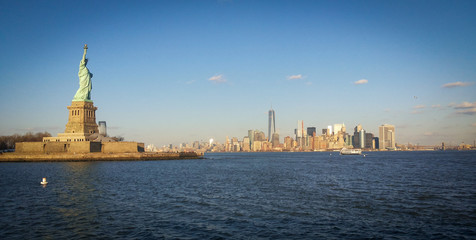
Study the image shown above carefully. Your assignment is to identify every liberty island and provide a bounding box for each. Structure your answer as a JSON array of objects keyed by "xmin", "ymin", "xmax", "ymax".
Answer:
[{"xmin": 0, "ymin": 45, "xmax": 202, "ymax": 161}]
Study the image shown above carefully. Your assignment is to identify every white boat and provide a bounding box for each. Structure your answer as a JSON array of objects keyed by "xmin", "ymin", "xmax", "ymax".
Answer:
[{"xmin": 340, "ymin": 148, "xmax": 362, "ymax": 155}]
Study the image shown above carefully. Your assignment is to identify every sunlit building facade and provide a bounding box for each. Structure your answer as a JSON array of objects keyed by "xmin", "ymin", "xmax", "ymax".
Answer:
[{"xmin": 379, "ymin": 124, "xmax": 396, "ymax": 150}]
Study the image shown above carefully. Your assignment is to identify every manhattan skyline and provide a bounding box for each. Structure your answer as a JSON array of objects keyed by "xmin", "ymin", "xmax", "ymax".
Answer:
[{"xmin": 0, "ymin": 0, "xmax": 475, "ymax": 147}]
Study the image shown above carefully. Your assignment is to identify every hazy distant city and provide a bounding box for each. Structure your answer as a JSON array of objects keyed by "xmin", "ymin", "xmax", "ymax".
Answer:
[{"xmin": 149, "ymin": 108, "xmax": 475, "ymax": 153}]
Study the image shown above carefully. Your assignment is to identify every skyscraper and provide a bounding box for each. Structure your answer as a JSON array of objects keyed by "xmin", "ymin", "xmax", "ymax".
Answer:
[
  {"xmin": 242, "ymin": 137, "xmax": 250, "ymax": 152},
  {"xmin": 352, "ymin": 124, "xmax": 363, "ymax": 148},
  {"xmin": 296, "ymin": 120, "xmax": 304, "ymax": 138},
  {"xmin": 296, "ymin": 120, "xmax": 305, "ymax": 147},
  {"xmin": 379, "ymin": 124, "xmax": 396, "ymax": 150},
  {"xmin": 248, "ymin": 130, "xmax": 255, "ymax": 149},
  {"xmin": 268, "ymin": 108, "xmax": 276, "ymax": 142},
  {"xmin": 98, "ymin": 121, "xmax": 107, "ymax": 136},
  {"xmin": 359, "ymin": 129, "xmax": 366, "ymax": 149},
  {"xmin": 333, "ymin": 123, "xmax": 345, "ymax": 135},
  {"xmin": 365, "ymin": 133, "xmax": 374, "ymax": 149},
  {"xmin": 271, "ymin": 133, "xmax": 280, "ymax": 148},
  {"xmin": 307, "ymin": 127, "xmax": 316, "ymax": 137}
]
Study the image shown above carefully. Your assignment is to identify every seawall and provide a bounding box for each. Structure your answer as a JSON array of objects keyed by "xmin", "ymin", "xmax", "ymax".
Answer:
[{"xmin": 0, "ymin": 152, "xmax": 203, "ymax": 162}]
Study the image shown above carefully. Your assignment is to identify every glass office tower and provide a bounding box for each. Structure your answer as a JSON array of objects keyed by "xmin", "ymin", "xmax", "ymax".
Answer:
[{"xmin": 268, "ymin": 108, "xmax": 276, "ymax": 142}]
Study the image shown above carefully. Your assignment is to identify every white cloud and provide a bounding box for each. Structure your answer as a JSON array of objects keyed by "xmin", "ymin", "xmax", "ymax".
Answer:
[
  {"xmin": 453, "ymin": 102, "xmax": 476, "ymax": 109},
  {"xmin": 442, "ymin": 81, "xmax": 474, "ymax": 88},
  {"xmin": 413, "ymin": 105, "xmax": 425, "ymax": 109},
  {"xmin": 431, "ymin": 104, "xmax": 441, "ymax": 109},
  {"xmin": 208, "ymin": 74, "xmax": 226, "ymax": 83},
  {"xmin": 354, "ymin": 79, "xmax": 368, "ymax": 85},
  {"xmin": 456, "ymin": 108, "xmax": 476, "ymax": 115},
  {"xmin": 305, "ymin": 81, "xmax": 312, "ymax": 85},
  {"xmin": 186, "ymin": 80, "xmax": 196, "ymax": 85},
  {"xmin": 448, "ymin": 101, "xmax": 476, "ymax": 115},
  {"xmin": 287, "ymin": 74, "xmax": 303, "ymax": 80},
  {"xmin": 423, "ymin": 132, "xmax": 433, "ymax": 136},
  {"xmin": 448, "ymin": 102, "xmax": 476, "ymax": 115},
  {"xmin": 411, "ymin": 110, "xmax": 423, "ymax": 114}
]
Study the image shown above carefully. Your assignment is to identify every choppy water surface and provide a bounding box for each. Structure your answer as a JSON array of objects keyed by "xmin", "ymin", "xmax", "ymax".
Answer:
[{"xmin": 0, "ymin": 151, "xmax": 475, "ymax": 239}]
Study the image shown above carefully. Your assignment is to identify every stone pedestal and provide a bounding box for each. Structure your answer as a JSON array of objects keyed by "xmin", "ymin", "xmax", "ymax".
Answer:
[
  {"xmin": 43, "ymin": 101, "xmax": 99, "ymax": 143},
  {"xmin": 65, "ymin": 101, "xmax": 99, "ymax": 134}
]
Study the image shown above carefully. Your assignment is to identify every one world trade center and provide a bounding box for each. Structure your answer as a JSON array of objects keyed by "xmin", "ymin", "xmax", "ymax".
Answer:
[{"xmin": 268, "ymin": 107, "xmax": 276, "ymax": 142}]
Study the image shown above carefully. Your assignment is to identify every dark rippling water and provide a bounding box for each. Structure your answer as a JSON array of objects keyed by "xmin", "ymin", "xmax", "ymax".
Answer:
[{"xmin": 1, "ymin": 151, "xmax": 475, "ymax": 239}]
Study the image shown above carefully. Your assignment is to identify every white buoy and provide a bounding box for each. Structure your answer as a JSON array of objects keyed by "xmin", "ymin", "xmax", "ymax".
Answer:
[{"xmin": 41, "ymin": 177, "xmax": 48, "ymax": 185}]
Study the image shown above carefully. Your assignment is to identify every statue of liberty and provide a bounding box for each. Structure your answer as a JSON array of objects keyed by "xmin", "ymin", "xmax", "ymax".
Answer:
[{"xmin": 73, "ymin": 44, "xmax": 93, "ymax": 101}]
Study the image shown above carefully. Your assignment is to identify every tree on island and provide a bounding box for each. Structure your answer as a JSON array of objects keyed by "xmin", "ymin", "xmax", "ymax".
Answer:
[
  {"xmin": 0, "ymin": 132, "xmax": 51, "ymax": 150},
  {"xmin": 111, "ymin": 136, "xmax": 124, "ymax": 142}
]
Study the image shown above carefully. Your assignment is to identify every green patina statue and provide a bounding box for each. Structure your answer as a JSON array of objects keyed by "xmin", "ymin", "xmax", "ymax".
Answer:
[{"xmin": 73, "ymin": 44, "xmax": 93, "ymax": 102}]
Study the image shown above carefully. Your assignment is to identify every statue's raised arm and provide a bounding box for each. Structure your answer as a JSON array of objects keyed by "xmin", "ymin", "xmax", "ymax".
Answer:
[
  {"xmin": 73, "ymin": 44, "xmax": 93, "ymax": 102},
  {"xmin": 82, "ymin": 44, "xmax": 88, "ymax": 61}
]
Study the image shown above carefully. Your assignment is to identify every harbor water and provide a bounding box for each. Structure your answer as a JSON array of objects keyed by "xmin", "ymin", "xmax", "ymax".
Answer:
[{"xmin": 0, "ymin": 151, "xmax": 475, "ymax": 239}]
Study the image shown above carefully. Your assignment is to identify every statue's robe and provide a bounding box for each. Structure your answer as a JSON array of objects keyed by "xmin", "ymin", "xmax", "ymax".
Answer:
[{"xmin": 73, "ymin": 58, "xmax": 92, "ymax": 101}]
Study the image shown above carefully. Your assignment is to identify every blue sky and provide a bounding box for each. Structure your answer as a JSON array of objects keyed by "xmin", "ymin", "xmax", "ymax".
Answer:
[{"xmin": 1, "ymin": 0, "xmax": 475, "ymax": 146}]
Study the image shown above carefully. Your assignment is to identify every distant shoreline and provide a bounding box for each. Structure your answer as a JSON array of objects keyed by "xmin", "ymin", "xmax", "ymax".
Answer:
[{"xmin": 205, "ymin": 149, "xmax": 475, "ymax": 153}]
